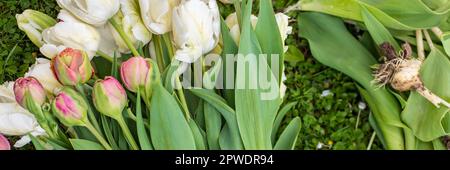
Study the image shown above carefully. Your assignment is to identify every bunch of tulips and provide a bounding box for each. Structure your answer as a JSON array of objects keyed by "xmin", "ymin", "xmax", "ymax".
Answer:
[{"xmin": 0, "ymin": 0, "xmax": 300, "ymax": 150}]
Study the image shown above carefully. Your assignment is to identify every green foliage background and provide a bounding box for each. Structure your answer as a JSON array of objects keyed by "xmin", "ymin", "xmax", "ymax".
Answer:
[{"xmin": 1, "ymin": 0, "xmax": 380, "ymax": 150}]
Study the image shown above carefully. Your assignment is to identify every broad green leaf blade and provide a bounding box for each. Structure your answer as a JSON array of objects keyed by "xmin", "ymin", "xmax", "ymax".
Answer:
[
  {"xmin": 402, "ymin": 49, "xmax": 450, "ymax": 142},
  {"xmin": 361, "ymin": 6, "xmax": 400, "ymax": 50},
  {"xmin": 219, "ymin": 124, "xmax": 238, "ymax": 150},
  {"xmin": 136, "ymin": 90, "xmax": 153, "ymax": 150},
  {"xmin": 46, "ymin": 139, "xmax": 69, "ymax": 150},
  {"xmin": 29, "ymin": 135, "xmax": 48, "ymax": 150},
  {"xmin": 299, "ymin": 12, "xmax": 405, "ymax": 149},
  {"xmin": 300, "ymin": 0, "xmax": 450, "ymax": 30},
  {"xmin": 274, "ymin": 117, "xmax": 302, "ymax": 150},
  {"xmin": 439, "ymin": 32, "xmax": 450, "ymax": 57},
  {"xmin": 150, "ymin": 84, "xmax": 196, "ymax": 150},
  {"xmin": 100, "ymin": 116, "xmax": 120, "ymax": 150},
  {"xmin": 188, "ymin": 120, "xmax": 207, "ymax": 150},
  {"xmin": 432, "ymin": 139, "xmax": 447, "ymax": 150},
  {"xmin": 220, "ymin": 18, "xmax": 238, "ymax": 108},
  {"xmin": 69, "ymin": 139, "xmax": 105, "ymax": 150},
  {"xmin": 284, "ymin": 45, "xmax": 305, "ymax": 64},
  {"xmin": 272, "ymin": 102, "xmax": 297, "ymax": 143},
  {"xmin": 204, "ymin": 103, "xmax": 222, "ymax": 150},
  {"xmin": 358, "ymin": 85, "xmax": 387, "ymax": 148},
  {"xmin": 235, "ymin": 0, "xmax": 282, "ymax": 150},
  {"xmin": 189, "ymin": 89, "xmax": 243, "ymax": 149},
  {"xmin": 255, "ymin": 0, "xmax": 284, "ymax": 82}
]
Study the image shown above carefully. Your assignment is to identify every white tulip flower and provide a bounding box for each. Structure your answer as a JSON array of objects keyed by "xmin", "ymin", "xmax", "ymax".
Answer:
[
  {"xmin": 16, "ymin": 10, "xmax": 56, "ymax": 47},
  {"xmin": 24, "ymin": 58, "xmax": 63, "ymax": 95},
  {"xmin": 224, "ymin": 12, "xmax": 292, "ymax": 52},
  {"xmin": 275, "ymin": 13, "xmax": 293, "ymax": 52},
  {"xmin": 172, "ymin": 0, "xmax": 220, "ymax": 64},
  {"xmin": 40, "ymin": 10, "xmax": 101, "ymax": 59},
  {"xmin": 0, "ymin": 82, "xmax": 46, "ymax": 148},
  {"xmin": 112, "ymin": 0, "xmax": 152, "ymax": 53},
  {"xmin": 224, "ymin": 12, "xmax": 258, "ymax": 45},
  {"xmin": 139, "ymin": 0, "xmax": 180, "ymax": 35},
  {"xmin": 56, "ymin": 0, "xmax": 120, "ymax": 26}
]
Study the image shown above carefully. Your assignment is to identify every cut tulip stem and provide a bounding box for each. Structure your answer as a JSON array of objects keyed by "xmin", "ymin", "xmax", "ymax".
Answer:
[
  {"xmin": 431, "ymin": 27, "xmax": 443, "ymax": 38},
  {"xmin": 175, "ymin": 77, "xmax": 192, "ymax": 120},
  {"xmin": 234, "ymin": 0, "xmax": 242, "ymax": 31},
  {"xmin": 96, "ymin": 51, "xmax": 114, "ymax": 63},
  {"xmin": 75, "ymin": 84, "xmax": 102, "ymax": 135},
  {"xmin": 162, "ymin": 33, "xmax": 175, "ymax": 59},
  {"xmin": 84, "ymin": 121, "xmax": 112, "ymax": 150},
  {"xmin": 416, "ymin": 30, "xmax": 425, "ymax": 61},
  {"xmin": 423, "ymin": 30, "xmax": 435, "ymax": 49},
  {"xmin": 153, "ymin": 35, "xmax": 166, "ymax": 71},
  {"xmin": 116, "ymin": 115, "xmax": 139, "ymax": 150},
  {"xmin": 109, "ymin": 19, "xmax": 140, "ymax": 57},
  {"xmin": 416, "ymin": 86, "xmax": 450, "ymax": 108}
]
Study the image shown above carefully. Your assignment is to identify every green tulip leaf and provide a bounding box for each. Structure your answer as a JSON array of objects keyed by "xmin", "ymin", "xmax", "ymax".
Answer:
[
  {"xmin": 204, "ymin": 103, "xmax": 222, "ymax": 150},
  {"xmin": 402, "ymin": 49, "xmax": 450, "ymax": 142},
  {"xmin": 69, "ymin": 139, "xmax": 105, "ymax": 150},
  {"xmin": 272, "ymin": 102, "xmax": 297, "ymax": 143},
  {"xmin": 189, "ymin": 88, "xmax": 243, "ymax": 149},
  {"xmin": 274, "ymin": 117, "xmax": 302, "ymax": 150},
  {"xmin": 150, "ymin": 84, "xmax": 196, "ymax": 150},
  {"xmin": 235, "ymin": 0, "xmax": 282, "ymax": 149},
  {"xmin": 299, "ymin": 0, "xmax": 450, "ymax": 30}
]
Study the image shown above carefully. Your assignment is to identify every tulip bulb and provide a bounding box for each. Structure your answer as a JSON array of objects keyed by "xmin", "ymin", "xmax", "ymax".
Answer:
[
  {"xmin": 0, "ymin": 134, "xmax": 10, "ymax": 150},
  {"xmin": 52, "ymin": 48, "xmax": 94, "ymax": 86},
  {"xmin": 373, "ymin": 42, "xmax": 450, "ymax": 108},
  {"xmin": 16, "ymin": 10, "xmax": 57, "ymax": 47},
  {"xmin": 93, "ymin": 76, "xmax": 128, "ymax": 117}
]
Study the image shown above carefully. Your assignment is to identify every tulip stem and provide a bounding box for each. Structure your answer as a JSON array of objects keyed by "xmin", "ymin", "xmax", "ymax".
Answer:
[
  {"xmin": 234, "ymin": 0, "xmax": 242, "ymax": 30},
  {"xmin": 109, "ymin": 19, "xmax": 140, "ymax": 57},
  {"xmin": 84, "ymin": 121, "xmax": 112, "ymax": 150},
  {"xmin": 153, "ymin": 35, "xmax": 166, "ymax": 71},
  {"xmin": 116, "ymin": 116, "xmax": 139, "ymax": 150},
  {"xmin": 162, "ymin": 34, "xmax": 175, "ymax": 59},
  {"xmin": 75, "ymin": 85, "xmax": 102, "ymax": 135},
  {"xmin": 96, "ymin": 51, "xmax": 114, "ymax": 62},
  {"xmin": 175, "ymin": 77, "xmax": 191, "ymax": 120}
]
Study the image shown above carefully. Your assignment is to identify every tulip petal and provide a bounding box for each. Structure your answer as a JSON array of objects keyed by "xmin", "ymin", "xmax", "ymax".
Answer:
[{"xmin": 0, "ymin": 134, "xmax": 10, "ymax": 150}]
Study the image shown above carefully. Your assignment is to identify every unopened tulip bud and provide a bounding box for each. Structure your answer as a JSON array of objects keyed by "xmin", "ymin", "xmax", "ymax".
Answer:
[
  {"xmin": 0, "ymin": 134, "xmax": 10, "ymax": 150},
  {"xmin": 52, "ymin": 87, "xmax": 88, "ymax": 127},
  {"xmin": 16, "ymin": 10, "xmax": 57, "ymax": 47},
  {"xmin": 52, "ymin": 48, "xmax": 94, "ymax": 86},
  {"xmin": 14, "ymin": 77, "xmax": 47, "ymax": 110},
  {"xmin": 93, "ymin": 76, "xmax": 127, "ymax": 118},
  {"xmin": 120, "ymin": 56, "xmax": 152, "ymax": 92}
]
